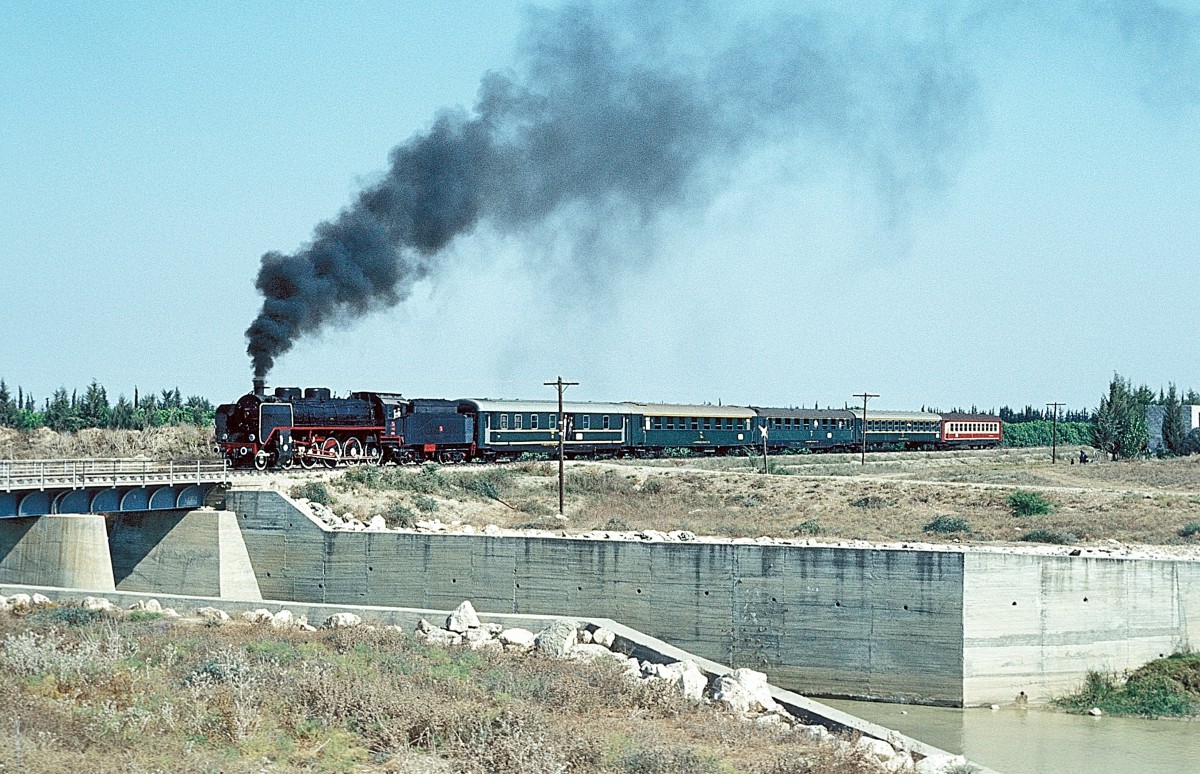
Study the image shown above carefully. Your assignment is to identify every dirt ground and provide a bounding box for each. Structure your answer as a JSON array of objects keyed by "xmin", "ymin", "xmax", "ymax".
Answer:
[{"xmin": 257, "ymin": 447, "xmax": 1200, "ymax": 553}]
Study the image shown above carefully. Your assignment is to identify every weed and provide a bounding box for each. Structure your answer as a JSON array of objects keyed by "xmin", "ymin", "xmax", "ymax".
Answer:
[
  {"xmin": 605, "ymin": 517, "xmax": 631, "ymax": 531},
  {"xmin": 1020, "ymin": 529, "xmax": 1076, "ymax": 544},
  {"xmin": 413, "ymin": 495, "xmax": 439, "ymax": 513},
  {"xmin": 1008, "ymin": 489, "xmax": 1053, "ymax": 516},
  {"xmin": 1179, "ymin": 523, "xmax": 1200, "ymax": 538},
  {"xmin": 850, "ymin": 495, "xmax": 890, "ymax": 510},
  {"xmin": 27, "ymin": 607, "xmax": 104, "ymax": 627},
  {"xmin": 791, "ymin": 520, "xmax": 822, "ymax": 536},
  {"xmin": 127, "ymin": 611, "xmax": 163, "ymax": 623},
  {"xmin": 924, "ymin": 516, "xmax": 971, "ymax": 534},
  {"xmin": 1055, "ymin": 655, "xmax": 1200, "ymax": 717},
  {"xmin": 290, "ymin": 481, "xmax": 332, "ymax": 506}
]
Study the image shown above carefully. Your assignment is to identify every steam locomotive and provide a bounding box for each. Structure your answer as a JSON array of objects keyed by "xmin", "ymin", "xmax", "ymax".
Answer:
[{"xmin": 215, "ymin": 379, "xmax": 1002, "ymax": 469}]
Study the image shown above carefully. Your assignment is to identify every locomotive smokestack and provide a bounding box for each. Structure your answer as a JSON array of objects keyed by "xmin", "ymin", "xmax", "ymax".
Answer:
[{"xmin": 253, "ymin": 377, "xmax": 265, "ymax": 397}]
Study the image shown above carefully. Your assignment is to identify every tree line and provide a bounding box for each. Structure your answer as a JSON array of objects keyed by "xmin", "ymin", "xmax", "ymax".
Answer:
[
  {"xmin": 1093, "ymin": 374, "xmax": 1200, "ymax": 460},
  {"xmin": 0, "ymin": 379, "xmax": 214, "ymax": 431}
]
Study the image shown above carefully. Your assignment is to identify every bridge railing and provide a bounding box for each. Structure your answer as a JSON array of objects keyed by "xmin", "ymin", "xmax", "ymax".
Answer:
[{"xmin": 1, "ymin": 458, "xmax": 230, "ymax": 492}]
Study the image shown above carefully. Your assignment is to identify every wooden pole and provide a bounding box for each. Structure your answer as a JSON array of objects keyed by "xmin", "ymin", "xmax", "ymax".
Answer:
[
  {"xmin": 545, "ymin": 377, "xmax": 578, "ymax": 517},
  {"xmin": 853, "ymin": 392, "xmax": 879, "ymax": 466}
]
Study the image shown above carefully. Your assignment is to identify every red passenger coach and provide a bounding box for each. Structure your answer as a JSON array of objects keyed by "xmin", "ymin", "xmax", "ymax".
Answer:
[{"xmin": 939, "ymin": 412, "xmax": 1002, "ymax": 449}]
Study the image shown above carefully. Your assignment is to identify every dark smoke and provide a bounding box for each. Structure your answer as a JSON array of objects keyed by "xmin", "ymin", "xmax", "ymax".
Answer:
[{"xmin": 247, "ymin": 2, "xmax": 987, "ymax": 377}]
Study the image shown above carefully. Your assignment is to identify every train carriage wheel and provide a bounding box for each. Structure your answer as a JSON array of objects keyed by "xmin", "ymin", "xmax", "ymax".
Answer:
[
  {"xmin": 281, "ymin": 456, "xmax": 294, "ymax": 469},
  {"xmin": 343, "ymin": 438, "xmax": 364, "ymax": 464},
  {"xmin": 254, "ymin": 453, "xmax": 269, "ymax": 471},
  {"xmin": 322, "ymin": 438, "xmax": 342, "ymax": 469},
  {"xmin": 364, "ymin": 446, "xmax": 381, "ymax": 466}
]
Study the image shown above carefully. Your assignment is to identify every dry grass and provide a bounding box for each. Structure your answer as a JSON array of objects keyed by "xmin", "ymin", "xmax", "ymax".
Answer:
[
  {"xmin": 0, "ymin": 608, "xmax": 879, "ymax": 773},
  {"xmin": 309, "ymin": 448, "xmax": 1200, "ymax": 548},
  {"xmin": 0, "ymin": 426, "xmax": 216, "ymax": 461}
]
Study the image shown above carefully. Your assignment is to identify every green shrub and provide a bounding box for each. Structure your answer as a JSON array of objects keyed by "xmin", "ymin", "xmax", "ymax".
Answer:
[
  {"xmin": 127, "ymin": 610, "xmax": 163, "ymax": 623},
  {"xmin": 1056, "ymin": 654, "xmax": 1200, "ymax": 717},
  {"xmin": 1021, "ymin": 529, "xmax": 1076, "ymax": 544},
  {"xmin": 1007, "ymin": 489, "xmax": 1053, "ymax": 516},
  {"xmin": 850, "ymin": 495, "xmax": 889, "ymax": 510},
  {"xmin": 924, "ymin": 515, "xmax": 971, "ymax": 534},
  {"xmin": 291, "ymin": 481, "xmax": 332, "ymax": 506},
  {"xmin": 413, "ymin": 495, "xmax": 439, "ymax": 513},
  {"xmin": 1179, "ymin": 523, "xmax": 1200, "ymax": 538},
  {"xmin": 382, "ymin": 500, "xmax": 417, "ymax": 528},
  {"xmin": 791, "ymin": 520, "xmax": 822, "ymax": 536},
  {"xmin": 26, "ymin": 607, "xmax": 102, "ymax": 627},
  {"xmin": 604, "ymin": 517, "xmax": 631, "ymax": 531}
]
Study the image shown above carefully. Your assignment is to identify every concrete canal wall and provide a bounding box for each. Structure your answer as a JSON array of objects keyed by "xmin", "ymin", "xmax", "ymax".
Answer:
[{"xmin": 227, "ymin": 489, "xmax": 965, "ymax": 704}]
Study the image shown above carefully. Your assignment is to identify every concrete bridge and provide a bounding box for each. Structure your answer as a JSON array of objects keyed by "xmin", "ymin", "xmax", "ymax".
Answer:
[{"xmin": 1, "ymin": 457, "xmax": 229, "ymax": 517}]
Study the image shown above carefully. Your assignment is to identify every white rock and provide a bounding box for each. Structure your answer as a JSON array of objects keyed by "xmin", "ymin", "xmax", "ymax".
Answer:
[
  {"xmin": 8, "ymin": 593, "xmax": 33, "ymax": 611},
  {"xmin": 797, "ymin": 724, "xmax": 831, "ymax": 742},
  {"xmin": 416, "ymin": 618, "xmax": 434, "ymax": 633},
  {"xmin": 464, "ymin": 628, "xmax": 501, "ymax": 651},
  {"xmin": 578, "ymin": 629, "xmax": 593, "ymax": 644},
  {"xmin": 483, "ymin": 524, "xmax": 502, "ymax": 536},
  {"xmin": 914, "ymin": 754, "xmax": 970, "ymax": 774},
  {"xmin": 710, "ymin": 668, "xmax": 779, "ymax": 715},
  {"xmin": 883, "ymin": 751, "xmax": 914, "ymax": 772},
  {"xmin": 485, "ymin": 622, "xmax": 503, "ymax": 635},
  {"xmin": 130, "ymin": 598, "xmax": 162, "ymax": 613},
  {"xmin": 419, "ymin": 627, "xmax": 464, "ymax": 647},
  {"xmin": 857, "ymin": 737, "xmax": 897, "ymax": 762},
  {"xmin": 667, "ymin": 530, "xmax": 696, "ymax": 541},
  {"xmin": 498, "ymin": 628, "xmax": 536, "ymax": 649},
  {"xmin": 323, "ymin": 612, "xmax": 363, "ymax": 629},
  {"xmin": 196, "ymin": 606, "xmax": 230, "ymax": 623},
  {"xmin": 0, "ymin": 595, "xmax": 8, "ymax": 611},
  {"xmin": 82, "ymin": 596, "xmax": 115, "ymax": 612},
  {"xmin": 1088, "ymin": 707, "xmax": 1103, "ymax": 716},
  {"xmin": 161, "ymin": 607, "xmax": 180, "ymax": 618},
  {"xmin": 661, "ymin": 660, "xmax": 707, "ymax": 702},
  {"xmin": 271, "ymin": 609, "xmax": 295, "ymax": 628},
  {"xmin": 31, "ymin": 593, "xmax": 52, "ymax": 608},
  {"xmin": 591, "ymin": 627, "xmax": 616, "ymax": 648},
  {"xmin": 535, "ymin": 619, "xmax": 578, "ymax": 657},
  {"xmin": 241, "ymin": 608, "xmax": 274, "ymax": 624},
  {"xmin": 416, "ymin": 519, "xmax": 446, "ymax": 531},
  {"xmin": 366, "ymin": 515, "xmax": 387, "ymax": 531},
  {"xmin": 445, "ymin": 600, "xmax": 481, "ymax": 633},
  {"xmin": 570, "ymin": 643, "xmax": 620, "ymax": 663}
]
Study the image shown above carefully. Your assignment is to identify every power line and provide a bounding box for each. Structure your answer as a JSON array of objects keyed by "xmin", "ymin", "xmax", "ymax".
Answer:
[{"xmin": 1046, "ymin": 402, "xmax": 1065, "ymax": 463}]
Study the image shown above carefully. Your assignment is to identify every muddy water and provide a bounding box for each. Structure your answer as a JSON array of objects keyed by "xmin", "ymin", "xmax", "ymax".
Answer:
[{"xmin": 824, "ymin": 699, "xmax": 1199, "ymax": 774}]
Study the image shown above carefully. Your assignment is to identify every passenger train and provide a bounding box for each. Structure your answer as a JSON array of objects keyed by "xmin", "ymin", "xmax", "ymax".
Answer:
[{"xmin": 216, "ymin": 380, "xmax": 1002, "ymax": 469}]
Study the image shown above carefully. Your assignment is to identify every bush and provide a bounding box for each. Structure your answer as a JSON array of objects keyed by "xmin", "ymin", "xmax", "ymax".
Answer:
[
  {"xmin": 382, "ymin": 500, "xmax": 417, "ymax": 528},
  {"xmin": 850, "ymin": 495, "xmax": 889, "ymax": 510},
  {"xmin": 291, "ymin": 481, "xmax": 332, "ymax": 506},
  {"xmin": 791, "ymin": 520, "xmax": 822, "ymax": 536},
  {"xmin": 924, "ymin": 516, "xmax": 970, "ymax": 534},
  {"xmin": 1008, "ymin": 489, "xmax": 1053, "ymax": 516},
  {"xmin": 1056, "ymin": 654, "xmax": 1200, "ymax": 717},
  {"xmin": 1179, "ymin": 523, "xmax": 1200, "ymax": 538},
  {"xmin": 413, "ymin": 495, "xmax": 439, "ymax": 513},
  {"xmin": 1021, "ymin": 529, "xmax": 1076, "ymax": 544}
]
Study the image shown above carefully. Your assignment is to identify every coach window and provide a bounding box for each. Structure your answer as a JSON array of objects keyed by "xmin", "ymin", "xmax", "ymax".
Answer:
[
  {"xmin": 581, "ymin": 415, "xmax": 590, "ymax": 430},
  {"xmin": 500, "ymin": 414, "xmax": 509, "ymax": 429},
  {"xmin": 602, "ymin": 415, "xmax": 611, "ymax": 430},
  {"xmin": 652, "ymin": 417, "xmax": 662, "ymax": 430},
  {"xmin": 514, "ymin": 414, "xmax": 523, "ymax": 429},
  {"xmin": 690, "ymin": 417, "xmax": 699, "ymax": 430},
  {"xmin": 530, "ymin": 414, "xmax": 539, "ymax": 429},
  {"xmin": 548, "ymin": 414, "xmax": 557, "ymax": 429}
]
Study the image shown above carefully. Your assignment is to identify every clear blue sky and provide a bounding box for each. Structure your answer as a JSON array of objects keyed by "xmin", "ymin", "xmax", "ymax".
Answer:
[{"xmin": 2, "ymin": 1, "xmax": 1198, "ymax": 413}]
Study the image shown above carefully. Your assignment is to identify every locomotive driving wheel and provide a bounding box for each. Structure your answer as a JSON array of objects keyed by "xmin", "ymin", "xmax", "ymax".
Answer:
[
  {"xmin": 322, "ymin": 438, "xmax": 342, "ymax": 469},
  {"xmin": 299, "ymin": 446, "xmax": 316, "ymax": 469},
  {"xmin": 364, "ymin": 445, "xmax": 382, "ymax": 466},
  {"xmin": 253, "ymin": 452, "xmax": 269, "ymax": 471},
  {"xmin": 343, "ymin": 438, "xmax": 364, "ymax": 464}
]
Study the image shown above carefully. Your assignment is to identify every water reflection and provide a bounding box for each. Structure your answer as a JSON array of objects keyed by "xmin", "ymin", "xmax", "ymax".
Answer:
[{"xmin": 823, "ymin": 699, "xmax": 1199, "ymax": 774}]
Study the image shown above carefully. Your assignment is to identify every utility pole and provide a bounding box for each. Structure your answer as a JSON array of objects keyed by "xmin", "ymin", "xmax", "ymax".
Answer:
[
  {"xmin": 545, "ymin": 376, "xmax": 578, "ymax": 517},
  {"xmin": 853, "ymin": 392, "xmax": 879, "ymax": 466},
  {"xmin": 1046, "ymin": 402, "xmax": 1064, "ymax": 464}
]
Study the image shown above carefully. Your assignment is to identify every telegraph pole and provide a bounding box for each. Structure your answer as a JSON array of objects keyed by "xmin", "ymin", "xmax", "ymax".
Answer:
[
  {"xmin": 1046, "ymin": 402, "xmax": 1064, "ymax": 463},
  {"xmin": 853, "ymin": 392, "xmax": 879, "ymax": 466},
  {"xmin": 545, "ymin": 377, "xmax": 578, "ymax": 517}
]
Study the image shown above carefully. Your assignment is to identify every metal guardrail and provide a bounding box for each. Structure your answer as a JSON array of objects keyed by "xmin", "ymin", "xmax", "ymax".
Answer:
[{"xmin": 1, "ymin": 458, "xmax": 230, "ymax": 492}]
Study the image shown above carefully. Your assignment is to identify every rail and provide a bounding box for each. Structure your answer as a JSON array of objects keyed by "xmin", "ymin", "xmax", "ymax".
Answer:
[{"xmin": 1, "ymin": 458, "xmax": 230, "ymax": 492}]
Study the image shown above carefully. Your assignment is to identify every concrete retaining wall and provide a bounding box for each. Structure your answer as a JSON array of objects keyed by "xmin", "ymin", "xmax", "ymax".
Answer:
[
  {"xmin": 963, "ymin": 552, "xmax": 1200, "ymax": 703},
  {"xmin": 0, "ymin": 514, "xmax": 115, "ymax": 591},
  {"xmin": 228, "ymin": 489, "xmax": 965, "ymax": 704}
]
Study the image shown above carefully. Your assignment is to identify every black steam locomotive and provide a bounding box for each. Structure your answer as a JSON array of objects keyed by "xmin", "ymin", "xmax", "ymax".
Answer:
[
  {"xmin": 216, "ymin": 379, "xmax": 1002, "ymax": 469},
  {"xmin": 215, "ymin": 379, "xmax": 476, "ymax": 469}
]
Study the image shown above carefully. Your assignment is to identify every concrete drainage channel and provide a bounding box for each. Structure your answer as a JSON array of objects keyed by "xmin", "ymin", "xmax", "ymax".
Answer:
[{"xmin": 0, "ymin": 583, "xmax": 992, "ymax": 773}]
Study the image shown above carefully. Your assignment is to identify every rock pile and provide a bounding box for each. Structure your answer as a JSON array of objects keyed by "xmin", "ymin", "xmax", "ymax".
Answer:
[{"xmin": 406, "ymin": 602, "xmax": 945, "ymax": 771}]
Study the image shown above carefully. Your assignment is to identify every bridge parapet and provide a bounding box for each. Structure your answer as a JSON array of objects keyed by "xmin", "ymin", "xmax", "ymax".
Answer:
[{"xmin": 2, "ymin": 458, "xmax": 229, "ymax": 493}]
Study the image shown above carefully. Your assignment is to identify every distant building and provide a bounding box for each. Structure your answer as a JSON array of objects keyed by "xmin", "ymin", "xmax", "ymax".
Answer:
[{"xmin": 1146, "ymin": 404, "xmax": 1200, "ymax": 452}]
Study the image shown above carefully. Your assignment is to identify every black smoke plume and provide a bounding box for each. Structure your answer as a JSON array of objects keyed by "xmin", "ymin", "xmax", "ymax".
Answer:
[{"xmin": 246, "ymin": 2, "xmax": 986, "ymax": 378}]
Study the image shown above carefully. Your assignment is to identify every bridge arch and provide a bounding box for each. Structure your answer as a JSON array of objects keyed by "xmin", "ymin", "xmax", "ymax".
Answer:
[
  {"xmin": 149, "ymin": 486, "xmax": 176, "ymax": 510},
  {"xmin": 176, "ymin": 484, "xmax": 207, "ymax": 509},
  {"xmin": 120, "ymin": 488, "xmax": 150, "ymax": 511},
  {"xmin": 91, "ymin": 488, "xmax": 120, "ymax": 512},
  {"xmin": 17, "ymin": 490, "xmax": 51, "ymax": 516}
]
